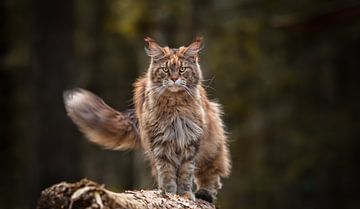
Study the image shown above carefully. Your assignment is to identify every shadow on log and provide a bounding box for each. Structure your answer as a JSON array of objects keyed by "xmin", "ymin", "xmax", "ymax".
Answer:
[{"xmin": 36, "ymin": 179, "xmax": 216, "ymax": 209}]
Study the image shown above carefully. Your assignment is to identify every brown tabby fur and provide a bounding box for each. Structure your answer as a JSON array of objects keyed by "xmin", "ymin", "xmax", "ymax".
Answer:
[{"xmin": 64, "ymin": 37, "xmax": 231, "ymax": 203}]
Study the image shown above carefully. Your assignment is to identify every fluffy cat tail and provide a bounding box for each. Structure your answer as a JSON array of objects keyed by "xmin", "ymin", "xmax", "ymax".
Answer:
[{"xmin": 63, "ymin": 88, "xmax": 140, "ymax": 150}]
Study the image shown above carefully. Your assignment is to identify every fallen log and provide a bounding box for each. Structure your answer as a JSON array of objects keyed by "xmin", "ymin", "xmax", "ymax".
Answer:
[{"xmin": 36, "ymin": 179, "xmax": 216, "ymax": 209}]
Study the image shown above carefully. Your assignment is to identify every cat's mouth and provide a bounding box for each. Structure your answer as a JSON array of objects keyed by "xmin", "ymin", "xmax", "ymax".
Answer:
[
  {"xmin": 167, "ymin": 84, "xmax": 183, "ymax": 92},
  {"xmin": 164, "ymin": 79, "xmax": 185, "ymax": 92}
]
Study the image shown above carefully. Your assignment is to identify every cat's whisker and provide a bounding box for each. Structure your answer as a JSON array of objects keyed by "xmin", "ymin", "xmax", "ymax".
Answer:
[
  {"xmin": 200, "ymin": 76, "xmax": 216, "ymax": 91},
  {"xmin": 129, "ymin": 85, "xmax": 164, "ymax": 106},
  {"xmin": 200, "ymin": 78, "xmax": 213, "ymax": 82},
  {"xmin": 183, "ymin": 86, "xmax": 197, "ymax": 102},
  {"xmin": 154, "ymin": 87, "xmax": 166, "ymax": 103},
  {"xmin": 204, "ymin": 85, "xmax": 216, "ymax": 91}
]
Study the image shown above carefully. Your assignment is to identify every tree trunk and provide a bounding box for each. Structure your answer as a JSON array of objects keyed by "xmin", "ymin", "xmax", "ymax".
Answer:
[
  {"xmin": 30, "ymin": 0, "xmax": 79, "ymax": 206},
  {"xmin": 36, "ymin": 179, "xmax": 215, "ymax": 209}
]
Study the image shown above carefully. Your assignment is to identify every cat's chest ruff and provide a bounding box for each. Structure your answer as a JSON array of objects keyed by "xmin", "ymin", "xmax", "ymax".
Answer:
[
  {"xmin": 143, "ymin": 93, "xmax": 204, "ymax": 146},
  {"xmin": 160, "ymin": 115, "xmax": 203, "ymax": 149},
  {"xmin": 146, "ymin": 104, "xmax": 204, "ymax": 146}
]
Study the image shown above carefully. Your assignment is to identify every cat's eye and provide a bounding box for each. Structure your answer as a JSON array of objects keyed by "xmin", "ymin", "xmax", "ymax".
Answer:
[
  {"xmin": 161, "ymin": 67, "xmax": 169, "ymax": 72},
  {"xmin": 179, "ymin": 67, "xmax": 187, "ymax": 73}
]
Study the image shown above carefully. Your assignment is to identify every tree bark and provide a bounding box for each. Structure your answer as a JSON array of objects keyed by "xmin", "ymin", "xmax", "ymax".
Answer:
[{"xmin": 37, "ymin": 179, "xmax": 215, "ymax": 209}]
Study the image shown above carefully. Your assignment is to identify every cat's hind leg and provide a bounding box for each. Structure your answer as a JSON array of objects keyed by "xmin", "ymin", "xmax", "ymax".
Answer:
[
  {"xmin": 194, "ymin": 166, "xmax": 222, "ymax": 203},
  {"xmin": 194, "ymin": 150, "xmax": 230, "ymax": 203}
]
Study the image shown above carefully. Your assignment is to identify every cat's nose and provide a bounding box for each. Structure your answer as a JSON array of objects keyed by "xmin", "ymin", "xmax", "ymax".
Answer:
[{"xmin": 170, "ymin": 77, "xmax": 178, "ymax": 82}]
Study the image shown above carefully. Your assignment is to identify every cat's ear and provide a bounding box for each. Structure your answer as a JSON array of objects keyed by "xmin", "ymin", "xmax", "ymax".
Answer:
[
  {"xmin": 184, "ymin": 36, "xmax": 203, "ymax": 58},
  {"xmin": 144, "ymin": 37, "xmax": 165, "ymax": 60}
]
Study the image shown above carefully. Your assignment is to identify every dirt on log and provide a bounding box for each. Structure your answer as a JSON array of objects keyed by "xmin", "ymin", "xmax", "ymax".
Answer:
[{"xmin": 36, "ymin": 179, "xmax": 216, "ymax": 209}]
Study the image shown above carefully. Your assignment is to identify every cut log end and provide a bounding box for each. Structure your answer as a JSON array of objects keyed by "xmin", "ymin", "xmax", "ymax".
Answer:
[{"xmin": 36, "ymin": 179, "xmax": 216, "ymax": 209}]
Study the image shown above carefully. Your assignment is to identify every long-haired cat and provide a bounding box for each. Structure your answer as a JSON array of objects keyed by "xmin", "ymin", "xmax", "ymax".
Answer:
[{"xmin": 64, "ymin": 37, "xmax": 231, "ymax": 203}]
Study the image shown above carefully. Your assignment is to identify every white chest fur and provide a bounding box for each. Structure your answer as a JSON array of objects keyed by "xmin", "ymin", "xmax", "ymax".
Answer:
[{"xmin": 166, "ymin": 116, "xmax": 203, "ymax": 149}]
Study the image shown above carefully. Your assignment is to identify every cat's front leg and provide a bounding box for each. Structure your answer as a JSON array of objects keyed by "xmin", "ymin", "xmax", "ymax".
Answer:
[
  {"xmin": 177, "ymin": 160, "xmax": 195, "ymax": 200},
  {"xmin": 155, "ymin": 158, "xmax": 177, "ymax": 194}
]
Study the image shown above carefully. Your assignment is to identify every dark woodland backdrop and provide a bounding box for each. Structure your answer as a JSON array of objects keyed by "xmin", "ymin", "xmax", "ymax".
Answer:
[{"xmin": 1, "ymin": 0, "xmax": 360, "ymax": 209}]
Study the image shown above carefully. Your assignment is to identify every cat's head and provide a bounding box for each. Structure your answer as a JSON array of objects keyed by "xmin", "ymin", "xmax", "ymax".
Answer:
[{"xmin": 144, "ymin": 37, "xmax": 203, "ymax": 93}]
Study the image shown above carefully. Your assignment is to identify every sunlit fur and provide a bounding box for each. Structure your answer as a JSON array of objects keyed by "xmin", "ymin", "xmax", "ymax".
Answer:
[{"xmin": 64, "ymin": 37, "xmax": 231, "ymax": 203}]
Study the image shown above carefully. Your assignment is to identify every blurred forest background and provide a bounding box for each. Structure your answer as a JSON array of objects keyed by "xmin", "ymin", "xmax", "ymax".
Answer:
[{"xmin": 1, "ymin": 0, "xmax": 360, "ymax": 209}]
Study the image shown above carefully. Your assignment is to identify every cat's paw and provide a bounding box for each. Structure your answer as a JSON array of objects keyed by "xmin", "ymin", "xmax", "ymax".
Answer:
[
  {"xmin": 182, "ymin": 191, "xmax": 195, "ymax": 201},
  {"xmin": 195, "ymin": 188, "xmax": 215, "ymax": 203},
  {"xmin": 160, "ymin": 182, "xmax": 177, "ymax": 195}
]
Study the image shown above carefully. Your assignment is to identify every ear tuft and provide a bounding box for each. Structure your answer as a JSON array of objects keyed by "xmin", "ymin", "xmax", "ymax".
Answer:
[
  {"xmin": 184, "ymin": 36, "xmax": 204, "ymax": 57},
  {"xmin": 194, "ymin": 36, "xmax": 203, "ymax": 45},
  {"xmin": 144, "ymin": 37, "xmax": 155, "ymax": 45},
  {"xmin": 144, "ymin": 37, "xmax": 165, "ymax": 60}
]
